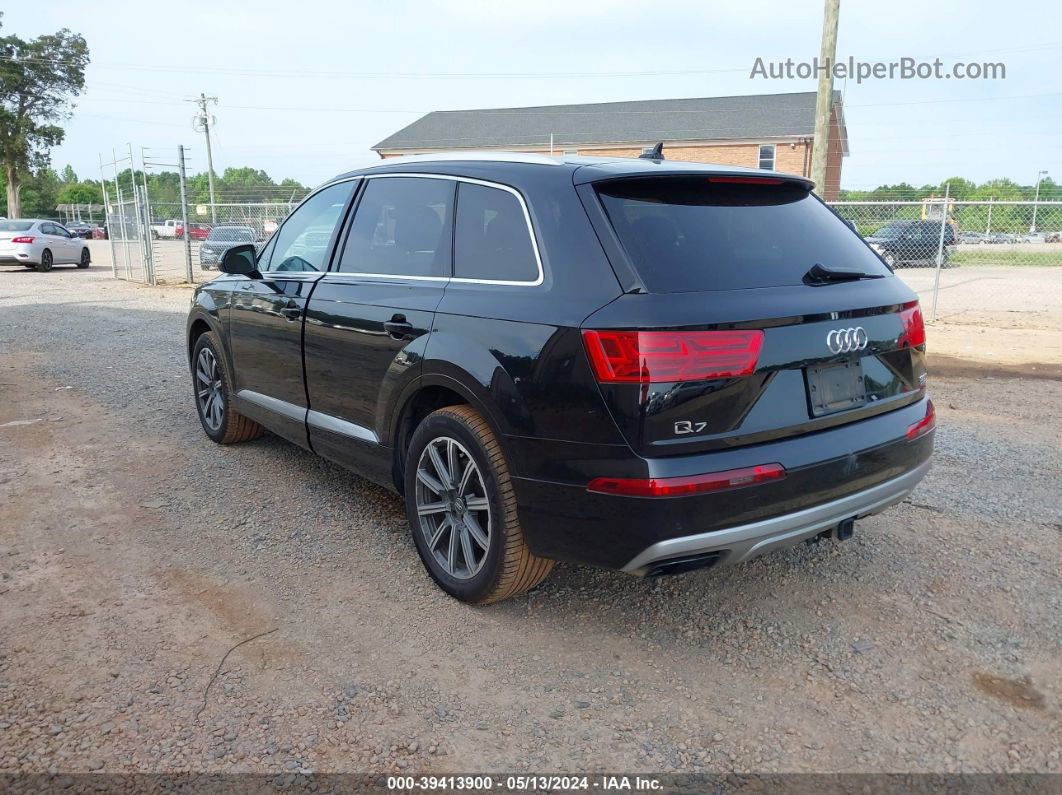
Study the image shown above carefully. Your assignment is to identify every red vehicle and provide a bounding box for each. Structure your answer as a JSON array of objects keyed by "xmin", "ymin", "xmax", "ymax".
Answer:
[{"xmin": 186, "ymin": 224, "xmax": 212, "ymax": 241}]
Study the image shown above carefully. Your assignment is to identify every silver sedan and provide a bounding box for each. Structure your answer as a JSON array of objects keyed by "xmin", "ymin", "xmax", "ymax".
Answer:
[{"xmin": 0, "ymin": 219, "xmax": 92, "ymax": 272}]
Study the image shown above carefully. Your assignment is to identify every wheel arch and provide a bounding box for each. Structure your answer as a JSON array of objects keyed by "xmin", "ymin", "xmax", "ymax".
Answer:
[{"xmin": 388, "ymin": 372, "xmax": 513, "ymax": 495}]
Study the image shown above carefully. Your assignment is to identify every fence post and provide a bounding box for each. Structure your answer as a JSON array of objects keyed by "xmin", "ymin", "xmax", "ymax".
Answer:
[
  {"xmin": 930, "ymin": 182, "xmax": 950, "ymax": 323},
  {"xmin": 139, "ymin": 151, "xmax": 157, "ymax": 286},
  {"xmin": 986, "ymin": 197, "xmax": 993, "ymax": 236},
  {"xmin": 178, "ymin": 145, "xmax": 194, "ymax": 283},
  {"xmin": 99, "ymin": 155, "xmax": 118, "ymax": 278}
]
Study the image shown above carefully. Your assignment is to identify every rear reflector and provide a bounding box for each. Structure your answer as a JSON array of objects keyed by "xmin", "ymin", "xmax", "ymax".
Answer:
[
  {"xmin": 582, "ymin": 329, "xmax": 763, "ymax": 383},
  {"xmin": 11, "ymin": 236, "xmax": 34, "ymax": 244},
  {"xmin": 906, "ymin": 400, "xmax": 936, "ymax": 440},
  {"xmin": 587, "ymin": 463, "xmax": 786, "ymax": 498},
  {"xmin": 708, "ymin": 176, "xmax": 785, "ymax": 185},
  {"xmin": 898, "ymin": 301, "xmax": 926, "ymax": 348}
]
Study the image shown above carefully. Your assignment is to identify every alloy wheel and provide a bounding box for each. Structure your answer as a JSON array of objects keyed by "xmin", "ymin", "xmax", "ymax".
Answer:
[
  {"xmin": 195, "ymin": 347, "xmax": 225, "ymax": 432},
  {"xmin": 414, "ymin": 436, "xmax": 491, "ymax": 580}
]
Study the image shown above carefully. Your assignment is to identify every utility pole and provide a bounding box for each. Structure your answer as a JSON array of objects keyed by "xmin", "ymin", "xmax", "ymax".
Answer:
[
  {"xmin": 190, "ymin": 93, "xmax": 219, "ymax": 223},
  {"xmin": 810, "ymin": 0, "xmax": 840, "ymax": 197}
]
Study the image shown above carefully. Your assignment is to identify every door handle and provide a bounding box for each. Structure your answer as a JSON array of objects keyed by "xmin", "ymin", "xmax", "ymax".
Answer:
[
  {"xmin": 280, "ymin": 300, "xmax": 301, "ymax": 321},
  {"xmin": 384, "ymin": 314, "xmax": 414, "ymax": 340}
]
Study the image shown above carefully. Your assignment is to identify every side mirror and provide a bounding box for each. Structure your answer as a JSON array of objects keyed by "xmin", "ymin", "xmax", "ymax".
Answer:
[{"xmin": 220, "ymin": 244, "xmax": 259, "ymax": 276}]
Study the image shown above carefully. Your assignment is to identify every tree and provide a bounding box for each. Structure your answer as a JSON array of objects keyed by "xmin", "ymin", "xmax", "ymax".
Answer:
[
  {"xmin": 57, "ymin": 181, "xmax": 101, "ymax": 206},
  {"xmin": 59, "ymin": 163, "xmax": 77, "ymax": 183},
  {"xmin": 0, "ymin": 14, "xmax": 89, "ymax": 217}
]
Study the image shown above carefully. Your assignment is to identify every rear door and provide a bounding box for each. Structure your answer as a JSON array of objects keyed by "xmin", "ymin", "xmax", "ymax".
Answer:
[
  {"xmin": 581, "ymin": 175, "xmax": 927, "ymax": 457},
  {"xmin": 303, "ymin": 175, "xmax": 454, "ymax": 467},
  {"xmin": 53, "ymin": 223, "xmax": 80, "ymax": 262},
  {"xmin": 226, "ymin": 179, "xmax": 357, "ymax": 446}
]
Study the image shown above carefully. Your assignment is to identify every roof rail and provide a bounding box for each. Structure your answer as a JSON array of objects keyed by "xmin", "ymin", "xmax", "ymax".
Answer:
[{"xmin": 363, "ymin": 151, "xmax": 563, "ymax": 168}]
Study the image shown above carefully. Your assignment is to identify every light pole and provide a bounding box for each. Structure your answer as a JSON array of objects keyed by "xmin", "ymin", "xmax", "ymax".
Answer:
[{"xmin": 1031, "ymin": 169, "xmax": 1048, "ymax": 233}]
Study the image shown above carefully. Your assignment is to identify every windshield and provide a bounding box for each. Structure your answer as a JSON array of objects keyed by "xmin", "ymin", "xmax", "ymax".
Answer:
[
  {"xmin": 596, "ymin": 177, "xmax": 890, "ymax": 292},
  {"xmin": 208, "ymin": 227, "xmax": 255, "ymax": 242},
  {"xmin": 0, "ymin": 221, "xmax": 34, "ymax": 232}
]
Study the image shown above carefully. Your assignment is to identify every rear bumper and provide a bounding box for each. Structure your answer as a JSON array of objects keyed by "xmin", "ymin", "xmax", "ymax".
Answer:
[
  {"xmin": 622, "ymin": 458, "xmax": 929, "ymax": 575},
  {"xmin": 509, "ymin": 396, "xmax": 934, "ymax": 572},
  {"xmin": 0, "ymin": 252, "xmax": 33, "ymax": 264}
]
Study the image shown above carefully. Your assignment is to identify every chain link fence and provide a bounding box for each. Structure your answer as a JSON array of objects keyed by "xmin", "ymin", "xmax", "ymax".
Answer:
[
  {"xmin": 831, "ymin": 200, "xmax": 1062, "ymax": 330},
  {"xmin": 97, "ymin": 145, "xmax": 1060, "ymax": 332}
]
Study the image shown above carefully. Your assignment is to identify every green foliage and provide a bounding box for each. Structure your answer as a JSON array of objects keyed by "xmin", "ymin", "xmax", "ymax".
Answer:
[
  {"xmin": 0, "ymin": 13, "xmax": 90, "ymax": 216},
  {"xmin": 57, "ymin": 180, "xmax": 102, "ymax": 206}
]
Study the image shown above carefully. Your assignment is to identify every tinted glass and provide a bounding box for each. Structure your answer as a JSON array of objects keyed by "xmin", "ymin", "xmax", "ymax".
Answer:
[
  {"xmin": 265, "ymin": 181, "xmax": 354, "ymax": 272},
  {"xmin": 0, "ymin": 221, "xmax": 34, "ymax": 232},
  {"xmin": 454, "ymin": 183, "xmax": 538, "ymax": 282},
  {"xmin": 596, "ymin": 177, "xmax": 891, "ymax": 292},
  {"xmin": 208, "ymin": 227, "xmax": 257, "ymax": 242},
  {"xmin": 338, "ymin": 177, "xmax": 453, "ymax": 277}
]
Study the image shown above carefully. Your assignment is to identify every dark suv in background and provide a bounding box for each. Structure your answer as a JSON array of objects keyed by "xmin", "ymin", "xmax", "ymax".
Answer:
[
  {"xmin": 865, "ymin": 219, "xmax": 957, "ymax": 268},
  {"xmin": 186, "ymin": 153, "xmax": 934, "ymax": 604}
]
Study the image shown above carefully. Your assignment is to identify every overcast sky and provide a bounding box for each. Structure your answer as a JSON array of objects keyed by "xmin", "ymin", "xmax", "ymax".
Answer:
[{"xmin": 5, "ymin": 0, "xmax": 1060, "ymax": 190}]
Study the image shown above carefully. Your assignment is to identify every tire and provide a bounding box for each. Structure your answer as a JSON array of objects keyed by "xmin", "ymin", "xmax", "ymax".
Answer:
[
  {"xmin": 77, "ymin": 248, "xmax": 90, "ymax": 269},
  {"xmin": 405, "ymin": 405, "xmax": 553, "ymax": 605},
  {"xmin": 36, "ymin": 250, "xmax": 53, "ymax": 272},
  {"xmin": 882, "ymin": 251, "xmax": 897, "ymax": 268},
  {"xmin": 191, "ymin": 331, "xmax": 264, "ymax": 444}
]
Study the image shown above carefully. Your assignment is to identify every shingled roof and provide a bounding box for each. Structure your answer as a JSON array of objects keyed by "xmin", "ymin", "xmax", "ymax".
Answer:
[{"xmin": 373, "ymin": 91, "xmax": 844, "ymax": 152}]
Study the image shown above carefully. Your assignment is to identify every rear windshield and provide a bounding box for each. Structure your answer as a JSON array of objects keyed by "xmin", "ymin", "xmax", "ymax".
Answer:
[
  {"xmin": 208, "ymin": 227, "xmax": 256, "ymax": 241},
  {"xmin": 596, "ymin": 177, "xmax": 890, "ymax": 292},
  {"xmin": 0, "ymin": 221, "xmax": 34, "ymax": 232}
]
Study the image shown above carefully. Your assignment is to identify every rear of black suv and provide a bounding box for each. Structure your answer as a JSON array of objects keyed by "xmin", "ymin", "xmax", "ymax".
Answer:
[{"xmin": 510, "ymin": 164, "xmax": 934, "ymax": 576}]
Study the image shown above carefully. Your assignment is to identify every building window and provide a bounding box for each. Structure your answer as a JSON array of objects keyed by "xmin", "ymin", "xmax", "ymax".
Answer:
[{"xmin": 758, "ymin": 144, "xmax": 776, "ymax": 170}]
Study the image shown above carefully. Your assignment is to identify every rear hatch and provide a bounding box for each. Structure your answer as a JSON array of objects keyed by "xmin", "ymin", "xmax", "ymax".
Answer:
[{"xmin": 580, "ymin": 174, "xmax": 928, "ymax": 457}]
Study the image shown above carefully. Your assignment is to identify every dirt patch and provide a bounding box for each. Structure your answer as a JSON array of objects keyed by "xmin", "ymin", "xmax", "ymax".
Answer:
[
  {"xmin": 928, "ymin": 353, "xmax": 1062, "ymax": 381},
  {"xmin": 972, "ymin": 673, "xmax": 1047, "ymax": 710}
]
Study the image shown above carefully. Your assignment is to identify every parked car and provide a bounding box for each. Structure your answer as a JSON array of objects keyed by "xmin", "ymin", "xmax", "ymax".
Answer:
[
  {"xmin": 65, "ymin": 222, "xmax": 95, "ymax": 239},
  {"xmin": 198, "ymin": 225, "xmax": 257, "ymax": 267},
  {"xmin": 187, "ymin": 223, "xmax": 212, "ymax": 241},
  {"xmin": 151, "ymin": 219, "xmax": 183, "ymax": 239},
  {"xmin": 186, "ymin": 154, "xmax": 934, "ymax": 604},
  {"xmin": 92, "ymin": 225, "xmax": 109, "ymax": 240},
  {"xmin": 0, "ymin": 219, "xmax": 91, "ymax": 271},
  {"xmin": 958, "ymin": 231, "xmax": 986, "ymax": 244},
  {"xmin": 865, "ymin": 220, "xmax": 957, "ymax": 267}
]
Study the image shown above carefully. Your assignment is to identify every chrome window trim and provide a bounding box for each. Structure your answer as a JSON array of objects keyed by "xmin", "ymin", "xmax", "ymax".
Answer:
[
  {"xmin": 257, "ymin": 176, "xmax": 362, "ymax": 276},
  {"xmin": 332, "ymin": 172, "xmax": 545, "ymax": 288}
]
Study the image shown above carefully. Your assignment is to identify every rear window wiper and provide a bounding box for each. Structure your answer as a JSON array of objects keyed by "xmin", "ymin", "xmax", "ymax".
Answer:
[{"xmin": 803, "ymin": 263, "xmax": 885, "ymax": 285}]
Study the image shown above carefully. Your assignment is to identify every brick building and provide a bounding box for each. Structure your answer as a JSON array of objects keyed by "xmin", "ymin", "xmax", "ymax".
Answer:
[{"xmin": 372, "ymin": 91, "xmax": 848, "ymax": 198}]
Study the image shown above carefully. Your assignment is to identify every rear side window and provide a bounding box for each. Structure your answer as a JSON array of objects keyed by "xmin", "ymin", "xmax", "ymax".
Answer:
[
  {"xmin": 596, "ymin": 177, "xmax": 890, "ymax": 292},
  {"xmin": 339, "ymin": 177, "xmax": 454, "ymax": 277},
  {"xmin": 454, "ymin": 182, "xmax": 538, "ymax": 282}
]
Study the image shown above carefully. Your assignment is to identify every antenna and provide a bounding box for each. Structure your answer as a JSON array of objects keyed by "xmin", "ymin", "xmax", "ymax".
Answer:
[{"xmin": 639, "ymin": 142, "xmax": 665, "ymax": 161}]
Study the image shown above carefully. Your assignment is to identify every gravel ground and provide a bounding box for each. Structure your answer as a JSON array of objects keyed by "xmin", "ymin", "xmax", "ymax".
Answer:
[{"xmin": 0, "ymin": 264, "xmax": 1059, "ymax": 777}]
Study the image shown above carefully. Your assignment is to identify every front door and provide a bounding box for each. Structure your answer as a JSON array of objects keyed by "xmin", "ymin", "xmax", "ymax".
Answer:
[
  {"xmin": 303, "ymin": 175, "xmax": 454, "ymax": 471},
  {"xmin": 227, "ymin": 179, "xmax": 357, "ymax": 446}
]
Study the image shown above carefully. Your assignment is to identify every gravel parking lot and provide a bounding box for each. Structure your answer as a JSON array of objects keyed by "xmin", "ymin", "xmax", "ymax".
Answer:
[{"xmin": 1, "ymin": 264, "xmax": 1059, "ymax": 777}]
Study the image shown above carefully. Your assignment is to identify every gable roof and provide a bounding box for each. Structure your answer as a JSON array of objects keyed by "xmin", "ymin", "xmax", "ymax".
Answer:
[{"xmin": 373, "ymin": 91, "xmax": 844, "ymax": 152}]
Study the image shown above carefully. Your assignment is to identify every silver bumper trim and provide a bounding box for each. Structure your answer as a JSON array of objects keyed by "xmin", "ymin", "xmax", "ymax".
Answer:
[{"xmin": 622, "ymin": 459, "xmax": 932, "ymax": 575}]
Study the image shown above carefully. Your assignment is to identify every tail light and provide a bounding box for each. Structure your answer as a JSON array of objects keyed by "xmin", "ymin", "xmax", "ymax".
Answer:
[
  {"xmin": 898, "ymin": 301, "xmax": 926, "ymax": 347},
  {"xmin": 582, "ymin": 329, "xmax": 763, "ymax": 383},
  {"xmin": 11, "ymin": 236, "xmax": 34, "ymax": 244},
  {"xmin": 587, "ymin": 463, "xmax": 786, "ymax": 497},
  {"xmin": 906, "ymin": 400, "xmax": 936, "ymax": 440}
]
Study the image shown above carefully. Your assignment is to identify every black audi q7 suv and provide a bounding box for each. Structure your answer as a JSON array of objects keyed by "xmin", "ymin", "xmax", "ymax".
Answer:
[{"xmin": 186, "ymin": 153, "xmax": 934, "ymax": 604}]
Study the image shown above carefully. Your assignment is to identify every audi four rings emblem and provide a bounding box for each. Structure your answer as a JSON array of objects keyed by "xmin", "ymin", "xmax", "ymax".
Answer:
[{"xmin": 826, "ymin": 327, "xmax": 869, "ymax": 354}]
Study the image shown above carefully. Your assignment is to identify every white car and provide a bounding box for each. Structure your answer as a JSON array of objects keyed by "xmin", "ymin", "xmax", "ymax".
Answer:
[{"xmin": 0, "ymin": 219, "xmax": 91, "ymax": 272}]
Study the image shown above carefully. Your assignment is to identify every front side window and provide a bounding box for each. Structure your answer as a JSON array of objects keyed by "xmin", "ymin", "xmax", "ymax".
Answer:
[
  {"xmin": 454, "ymin": 182, "xmax": 538, "ymax": 282},
  {"xmin": 338, "ymin": 177, "xmax": 454, "ymax": 277},
  {"xmin": 263, "ymin": 181, "xmax": 355, "ymax": 273},
  {"xmin": 758, "ymin": 144, "xmax": 776, "ymax": 170}
]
